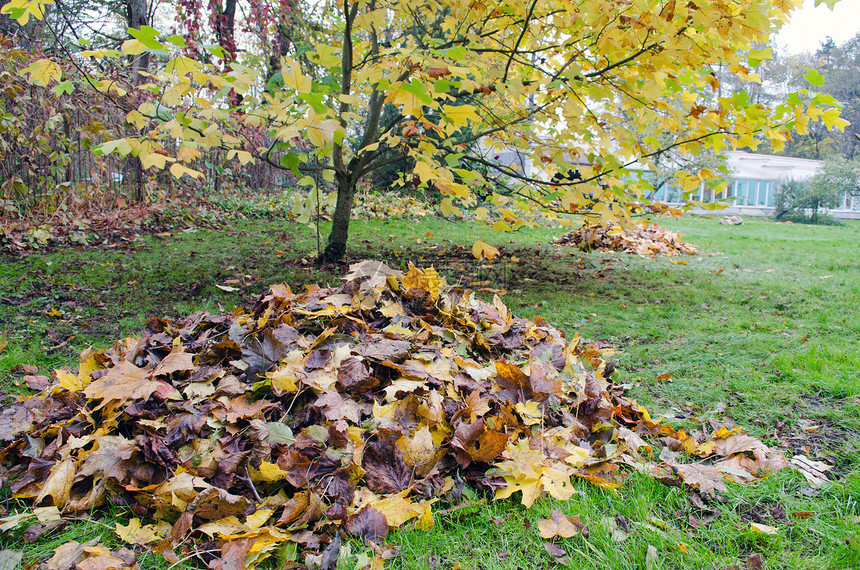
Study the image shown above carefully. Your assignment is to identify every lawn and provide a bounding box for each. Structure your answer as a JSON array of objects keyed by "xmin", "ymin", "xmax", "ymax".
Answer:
[{"xmin": 1, "ymin": 214, "xmax": 858, "ymax": 569}]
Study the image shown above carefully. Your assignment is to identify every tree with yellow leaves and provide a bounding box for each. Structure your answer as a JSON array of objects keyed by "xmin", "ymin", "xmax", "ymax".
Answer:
[{"xmin": 2, "ymin": 0, "xmax": 847, "ymax": 261}]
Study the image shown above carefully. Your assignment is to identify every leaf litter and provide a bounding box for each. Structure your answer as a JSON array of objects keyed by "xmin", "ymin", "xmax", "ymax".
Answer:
[
  {"xmin": 554, "ymin": 222, "xmax": 699, "ymax": 257},
  {"xmin": 0, "ymin": 261, "xmax": 786, "ymax": 568}
]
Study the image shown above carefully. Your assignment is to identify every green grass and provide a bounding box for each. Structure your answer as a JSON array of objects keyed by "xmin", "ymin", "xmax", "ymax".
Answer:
[{"xmin": 1, "ymin": 214, "xmax": 859, "ymax": 568}]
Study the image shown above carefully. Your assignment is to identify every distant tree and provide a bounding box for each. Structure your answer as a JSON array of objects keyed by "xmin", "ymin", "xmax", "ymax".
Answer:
[
  {"xmin": 774, "ymin": 157, "xmax": 858, "ymax": 222},
  {"xmin": 819, "ymin": 34, "xmax": 860, "ymax": 159}
]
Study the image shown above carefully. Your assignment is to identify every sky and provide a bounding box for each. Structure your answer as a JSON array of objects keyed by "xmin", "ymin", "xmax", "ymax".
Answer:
[{"xmin": 774, "ymin": 0, "xmax": 860, "ymax": 54}]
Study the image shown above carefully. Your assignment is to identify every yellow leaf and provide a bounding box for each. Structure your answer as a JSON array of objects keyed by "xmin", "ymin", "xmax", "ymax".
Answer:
[
  {"xmin": 749, "ymin": 522, "xmax": 778, "ymax": 535},
  {"xmin": 439, "ymin": 198, "xmax": 460, "ymax": 217},
  {"xmin": 165, "ymin": 56, "xmax": 199, "ymax": 75},
  {"xmin": 471, "ymin": 240, "xmax": 500, "ymax": 262},
  {"xmin": 413, "ymin": 161, "xmax": 437, "ymax": 184},
  {"xmin": 415, "ymin": 502, "xmax": 434, "ymax": 531},
  {"xmin": 35, "ymin": 458, "xmax": 75, "ymax": 508},
  {"xmin": 282, "ymin": 57, "xmax": 312, "ymax": 93},
  {"xmin": 401, "ymin": 263, "xmax": 444, "ymax": 302},
  {"xmin": 20, "ymin": 58, "xmax": 62, "ymax": 86},
  {"xmin": 227, "ymin": 150, "xmax": 254, "ymax": 165},
  {"xmin": 141, "ymin": 151, "xmax": 173, "ymax": 170},
  {"xmin": 121, "ymin": 38, "xmax": 146, "ymax": 56},
  {"xmin": 305, "ymin": 112, "xmax": 340, "ymax": 147},
  {"xmin": 541, "ymin": 466, "xmax": 577, "ymax": 501},
  {"xmin": 1, "ymin": 0, "xmax": 53, "ymax": 25},
  {"xmin": 514, "ymin": 401, "xmax": 542, "ymax": 425},
  {"xmin": 169, "ymin": 163, "xmax": 204, "ymax": 180},
  {"xmin": 95, "ymin": 79, "xmax": 127, "ymax": 97},
  {"xmin": 176, "ymin": 146, "xmax": 202, "ymax": 163},
  {"xmin": 126, "ymin": 110, "xmax": 147, "ymax": 129},
  {"xmin": 371, "ymin": 492, "xmax": 421, "ymax": 527},
  {"xmin": 114, "ymin": 518, "xmax": 163, "ymax": 545},
  {"xmin": 443, "ymin": 104, "xmax": 480, "ymax": 126},
  {"xmin": 245, "ymin": 508, "xmax": 274, "ymax": 530},
  {"xmin": 397, "ymin": 427, "xmax": 442, "ymax": 477},
  {"xmin": 249, "ymin": 461, "xmax": 288, "ymax": 483}
]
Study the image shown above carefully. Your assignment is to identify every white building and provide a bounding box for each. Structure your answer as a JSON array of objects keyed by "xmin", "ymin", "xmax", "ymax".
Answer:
[{"xmin": 643, "ymin": 151, "xmax": 859, "ymax": 219}]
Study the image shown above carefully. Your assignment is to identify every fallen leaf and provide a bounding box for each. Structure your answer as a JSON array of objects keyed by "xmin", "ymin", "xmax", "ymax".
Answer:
[
  {"xmin": 645, "ymin": 544, "xmax": 658, "ymax": 570},
  {"xmin": 346, "ymin": 506, "xmax": 388, "ymax": 541},
  {"xmin": 537, "ymin": 509, "xmax": 583, "ymax": 539},
  {"xmin": 747, "ymin": 553, "xmax": 764, "ymax": 570},
  {"xmin": 749, "ymin": 522, "xmax": 778, "ymax": 535},
  {"xmin": 0, "ymin": 550, "xmax": 23, "ymax": 570}
]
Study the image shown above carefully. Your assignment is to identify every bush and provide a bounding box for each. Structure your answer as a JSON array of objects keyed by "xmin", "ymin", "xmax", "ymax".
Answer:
[{"xmin": 773, "ymin": 178, "xmax": 840, "ymax": 224}]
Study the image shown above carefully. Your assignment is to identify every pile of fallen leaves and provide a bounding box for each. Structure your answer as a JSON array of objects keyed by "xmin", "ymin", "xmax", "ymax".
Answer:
[
  {"xmin": 0, "ymin": 262, "xmax": 786, "ymax": 569},
  {"xmin": 0, "ymin": 198, "xmax": 227, "ymax": 254},
  {"xmin": 554, "ymin": 222, "xmax": 700, "ymax": 256}
]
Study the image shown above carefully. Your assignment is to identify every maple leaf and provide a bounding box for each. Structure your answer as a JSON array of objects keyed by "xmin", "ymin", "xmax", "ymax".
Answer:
[
  {"xmin": 370, "ymin": 491, "xmax": 422, "ymax": 527},
  {"xmin": 241, "ymin": 326, "xmax": 293, "ymax": 380},
  {"xmin": 451, "ymin": 421, "xmax": 508, "ymax": 467},
  {"xmin": 114, "ymin": 518, "xmax": 165, "ymax": 545},
  {"xmin": 362, "ymin": 441, "xmax": 412, "ymax": 494},
  {"xmin": 537, "ymin": 508, "xmax": 584, "ymax": 539},
  {"xmin": 83, "ymin": 361, "xmax": 180, "ymax": 408},
  {"xmin": 345, "ymin": 506, "xmax": 389, "ymax": 541},
  {"xmin": 397, "ymin": 426, "xmax": 443, "ymax": 477}
]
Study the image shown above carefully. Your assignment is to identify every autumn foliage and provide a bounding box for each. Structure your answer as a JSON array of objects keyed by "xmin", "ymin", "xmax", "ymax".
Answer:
[
  {"xmin": 555, "ymin": 222, "xmax": 700, "ymax": 257},
  {"xmin": 0, "ymin": 262, "xmax": 786, "ymax": 568}
]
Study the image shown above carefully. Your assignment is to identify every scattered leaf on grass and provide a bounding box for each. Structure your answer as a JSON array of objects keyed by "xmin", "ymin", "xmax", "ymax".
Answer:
[
  {"xmin": 645, "ymin": 544, "xmax": 658, "ymax": 570},
  {"xmin": 749, "ymin": 522, "xmax": 778, "ymax": 535},
  {"xmin": 791, "ymin": 455, "xmax": 831, "ymax": 487},
  {"xmin": 0, "ymin": 550, "xmax": 23, "ymax": 570},
  {"xmin": 537, "ymin": 509, "xmax": 584, "ymax": 539}
]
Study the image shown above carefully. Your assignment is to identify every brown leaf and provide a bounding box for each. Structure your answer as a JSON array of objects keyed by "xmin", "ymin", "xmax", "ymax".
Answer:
[
  {"xmin": 427, "ymin": 67, "xmax": 451, "ymax": 79},
  {"xmin": 185, "ymin": 487, "xmax": 252, "ymax": 521},
  {"xmin": 674, "ymin": 463, "xmax": 728, "ymax": 494},
  {"xmin": 346, "ymin": 506, "xmax": 389, "ymax": 541},
  {"xmin": 76, "ymin": 545, "xmax": 137, "ymax": 570},
  {"xmin": 35, "ymin": 458, "xmax": 75, "ymax": 508},
  {"xmin": 537, "ymin": 509, "xmax": 583, "ymax": 539},
  {"xmin": 0, "ymin": 550, "xmax": 22, "ymax": 570},
  {"xmin": 494, "ymin": 360, "xmax": 530, "ymax": 393},
  {"xmin": 337, "ymin": 357, "xmax": 378, "ymax": 394},
  {"xmin": 714, "ymin": 434, "xmax": 764, "ymax": 456},
  {"xmin": 353, "ymin": 338, "xmax": 411, "ymax": 361},
  {"xmin": 277, "ymin": 491, "xmax": 324, "ymax": 530},
  {"xmin": 212, "ymin": 538, "xmax": 255, "ymax": 570},
  {"xmin": 362, "ymin": 441, "xmax": 412, "ymax": 494},
  {"xmin": 451, "ymin": 419, "xmax": 508, "ymax": 466},
  {"xmin": 45, "ymin": 539, "xmax": 99, "ymax": 570},
  {"xmin": 23, "ymin": 520, "xmax": 67, "ymax": 542},
  {"xmin": 645, "ymin": 545, "xmax": 658, "ymax": 570},
  {"xmin": 152, "ymin": 351, "xmax": 196, "ymax": 377},
  {"xmin": 83, "ymin": 361, "xmax": 178, "ymax": 407},
  {"xmin": 314, "ymin": 390, "xmax": 361, "ymax": 423},
  {"xmin": 24, "ymin": 375, "xmax": 51, "ymax": 390},
  {"xmin": 747, "ymin": 553, "xmax": 764, "ymax": 570},
  {"xmin": 0, "ymin": 400, "xmax": 41, "ymax": 441},
  {"xmin": 543, "ymin": 542, "xmax": 566, "ymax": 558}
]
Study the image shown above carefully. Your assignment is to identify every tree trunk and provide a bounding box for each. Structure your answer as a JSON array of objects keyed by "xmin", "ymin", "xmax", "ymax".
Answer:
[
  {"xmin": 126, "ymin": 0, "xmax": 148, "ymax": 201},
  {"xmin": 126, "ymin": 0, "xmax": 149, "ymax": 82},
  {"xmin": 322, "ymin": 175, "xmax": 356, "ymax": 262},
  {"xmin": 214, "ymin": 0, "xmax": 237, "ymax": 62}
]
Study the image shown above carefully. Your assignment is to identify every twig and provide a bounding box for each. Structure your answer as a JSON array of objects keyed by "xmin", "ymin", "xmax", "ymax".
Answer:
[{"xmin": 244, "ymin": 466, "xmax": 262, "ymax": 503}]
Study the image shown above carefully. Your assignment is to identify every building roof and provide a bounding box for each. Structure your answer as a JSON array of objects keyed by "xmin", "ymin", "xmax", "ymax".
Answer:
[{"xmin": 726, "ymin": 151, "xmax": 822, "ymax": 182}]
